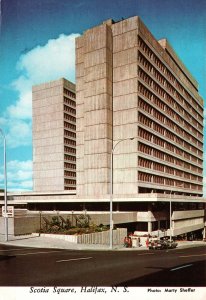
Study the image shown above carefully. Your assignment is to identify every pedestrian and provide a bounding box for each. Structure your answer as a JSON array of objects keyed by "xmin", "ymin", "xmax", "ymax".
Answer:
[
  {"xmin": 124, "ymin": 236, "xmax": 128, "ymax": 248},
  {"xmin": 128, "ymin": 236, "xmax": 132, "ymax": 248}
]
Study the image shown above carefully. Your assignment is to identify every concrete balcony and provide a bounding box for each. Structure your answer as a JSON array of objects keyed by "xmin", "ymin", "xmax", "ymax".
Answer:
[{"xmin": 172, "ymin": 209, "xmax": 204, "ymax": 220}]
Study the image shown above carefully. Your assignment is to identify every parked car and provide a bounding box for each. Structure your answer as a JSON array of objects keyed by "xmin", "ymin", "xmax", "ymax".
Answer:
[
  {"xmin": 164, "ymin": 240, "xmax": 178, "ymax": 249},
  {"xmin": 148, "ymin": 239, "xmax": 165, "ymax": 250},
  {"xmin": 148, "ymin": 239, "xmax": 178, "ymax": 250}
]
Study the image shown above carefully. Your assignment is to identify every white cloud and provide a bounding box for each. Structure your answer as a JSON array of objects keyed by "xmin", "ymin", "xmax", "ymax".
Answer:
[
  {"xmin": 7, "ymin": 180, "xmax": 33, "ymax": 192},
  {"xmin": 17, "ymin": 34, "xmax": 78, "ymax": 84},
  {"xmin": 3, "ymin": 33, "xmax": 79, "ymax": 149},
  {"xmin": 6, "ymin": 119, "xmax": 32, "ymax": 148},
  {"xmin": 7, "ymin": 160, "xmax": 32, "ymax": 171},
  {"xmin": 0, "ymin": 160, "xmax": 33, "ymax": 192},
  {"xmin": 8, "ymin": 77, "xmax": 32, "ymax": 120}
]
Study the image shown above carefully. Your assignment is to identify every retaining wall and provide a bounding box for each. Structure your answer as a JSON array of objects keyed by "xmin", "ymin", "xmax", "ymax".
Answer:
[{"xmin": 40, "ymin": 228, "xmax": 127, "ymax": 245}]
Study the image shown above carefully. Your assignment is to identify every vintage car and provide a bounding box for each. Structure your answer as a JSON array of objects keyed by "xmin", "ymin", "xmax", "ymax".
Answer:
[
  {"xmin": 148, "ymin": 239, "xmax": 165, "ymax": 250},
  {"xmin": 148, "ymin": 239, "xmax": 178, "ymax": 250},
  {"xmin": 165, "ymin": 240, "xmax": 178, "ymax": 249}
]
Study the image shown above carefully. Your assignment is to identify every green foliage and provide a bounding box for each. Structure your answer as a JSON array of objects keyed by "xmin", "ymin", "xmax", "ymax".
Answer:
[
  {"xmin": 64, "ymin": 218, "xmax": 71, "ymax": 230},
  {"xmin": 49, "ymin": 225, "xmax": 60, "ymax": 233},
  {"xmin": 38, "ymin": 213, "xmax": 109, "ymax": 235},
  {"xmin": 51, "ymin": 216, "xmax": 61, "ymax": 227},
  {"xmin": 67, "ymin": 228, "xmax": 80, "ymax": 235},
  {"xmin": 95, "ymin": 227, "xmax": 102, "ymax": 232},
  {"xmin": 76, "ymin": 214, "xmax": 91, "ymax": 228}
]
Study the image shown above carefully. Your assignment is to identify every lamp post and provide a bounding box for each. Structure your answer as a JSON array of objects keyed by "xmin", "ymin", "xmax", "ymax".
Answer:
[
  {"xmin": 169, "ymin": 191, "xmax": 172, "ymax": 242},
  {"xmin": 109, "ymin": 137, "xmax": 134, "ymax": 249},
  {"xmin": 0, "ymin": 128, "xmax": 8, "ymax": 242}
]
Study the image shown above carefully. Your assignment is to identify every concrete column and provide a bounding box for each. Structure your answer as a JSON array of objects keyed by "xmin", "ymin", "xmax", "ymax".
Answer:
[
  {"xmin": 148, "ymin": 221, "xmax": 152, "ymax": 234},
  {"xmin": 203, "ymin": 227, "xmax": 206, "ymax": 239}
]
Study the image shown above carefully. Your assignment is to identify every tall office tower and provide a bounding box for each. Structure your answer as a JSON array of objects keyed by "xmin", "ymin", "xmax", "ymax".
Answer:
[
  {"xmin": 76, "ymin": 16, "xmax": 204, "ymax": 197},
  {"xmin": 32, "ymin": 78, "xmax": 76, "ymax": 192},
  {"xmin": 76, "ymin": 21, "xmax": 113, "ymax": 196}
]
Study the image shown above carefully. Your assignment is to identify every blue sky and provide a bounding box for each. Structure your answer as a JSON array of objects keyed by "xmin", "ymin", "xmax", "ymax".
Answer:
[{"xmin": 0, "ymin": 0, "xmax": 205, "ymax": 192}]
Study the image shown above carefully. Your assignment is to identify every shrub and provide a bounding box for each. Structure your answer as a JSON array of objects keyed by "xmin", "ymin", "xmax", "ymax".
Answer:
[
  {"xmin": 95, "ymin": 227, "xmax": 103, "ymax": 232},
  {"xmin": 67, "ymin": 228, "xmax": 79, "ymax": 235},
  {"xmin": 64, "ymin": 218, "xmax": 71, "ymax": 230},
  {"xmin": 76, "ymin": 214, "xmax": 91, "ymax": 228},
  {"xmin": 77, "ymin": 228, "xmax": 87, "ymax": 235},
  {"xmin": 49, "ymin": 225, "xmax": 60, "ymax": 233},
  {"xmin": 51, "ymin": 216, "xmax": 61, "ymax": 227},
  {"xmin": 37, "ymin": 213, "xmax": 110, "ymax": 236}
]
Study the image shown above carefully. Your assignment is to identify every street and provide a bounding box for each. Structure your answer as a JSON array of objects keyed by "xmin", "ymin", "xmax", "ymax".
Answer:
[{"xmin": 0, "ymin": 244, "xmax": 205, "ymax": 286}]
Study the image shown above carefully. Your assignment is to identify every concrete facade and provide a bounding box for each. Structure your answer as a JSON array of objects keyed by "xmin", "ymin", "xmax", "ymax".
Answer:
[
  {"xmin": 32, "ymin": 78, "xmax": 76, "ymax": 192},
  {"xmin": 76, "ymin": 21, "xmax": 113, "ymax": 196},
  {"xmin": 76, "ymin": 16, "xmax": 204, "ymax": 198}
]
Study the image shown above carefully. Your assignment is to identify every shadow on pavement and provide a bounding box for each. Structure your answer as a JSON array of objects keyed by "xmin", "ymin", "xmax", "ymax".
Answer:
[
  {"xmin": 7, "ymin": 235, "xmax": 39, "ymax": 242},
  {"xmin": 117, "ymin": 260, "xmax": 206, "ymax": 287},
  {"xmin": 0, "ymin": 255, "xmax": 16, "ymax": 261}
]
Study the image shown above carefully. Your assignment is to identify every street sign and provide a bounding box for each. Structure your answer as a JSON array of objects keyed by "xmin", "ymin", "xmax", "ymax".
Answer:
[{"xmin": 2, "ymin": 206, "xmax": 14, "ymax": 217}]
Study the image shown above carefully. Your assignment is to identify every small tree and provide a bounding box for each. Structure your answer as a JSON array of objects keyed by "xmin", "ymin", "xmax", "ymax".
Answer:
[
  {"xmin": 64, "ymin": 218, "xmax": 72, "ymax": 230},
  {"xmin": 76, "ymin": 214, "xmax": 91, "ymax": 228},
  {"xmin": 51, "ymin": 216, "xmax": 61, "ymax": 227}
]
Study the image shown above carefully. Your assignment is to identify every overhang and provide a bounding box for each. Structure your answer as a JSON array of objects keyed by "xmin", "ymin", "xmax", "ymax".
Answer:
[{"xmin": 1, "ymin": 193, "xmax": 206, "ymax": 205}]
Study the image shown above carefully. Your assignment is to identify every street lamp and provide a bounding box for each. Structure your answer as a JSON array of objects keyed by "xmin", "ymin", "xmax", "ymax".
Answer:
[
  {"xmin": 0, "ymin": 128, "xmax": 8, "ymax": 242},
  {"xmin": 169, "ymin": 191, "xmax": 172, "ymax": 242},
  {"xmin": 109, "ymin": 137, "xmax": 134, "ymax": 249}
]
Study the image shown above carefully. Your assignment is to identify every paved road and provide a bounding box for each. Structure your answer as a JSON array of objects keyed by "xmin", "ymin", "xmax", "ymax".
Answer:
[{"xmin": 0, "ymin": 244, "xmax": 205, "ymax": 286}]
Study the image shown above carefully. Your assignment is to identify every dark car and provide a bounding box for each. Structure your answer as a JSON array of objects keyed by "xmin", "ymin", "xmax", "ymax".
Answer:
[
  {"xmin": 149, "ymin": 239, "xmax": 178, "ymax": 250},
  {"xmin": 165, "ymin": 240, "xmax": 178, "ymax": 249},
  {"xmin": 148, "ymin": 239, "xmax": 165, "ymax": 250}
]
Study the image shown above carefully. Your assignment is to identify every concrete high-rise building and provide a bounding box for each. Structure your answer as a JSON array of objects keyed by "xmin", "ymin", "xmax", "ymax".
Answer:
[
  {"xmin": 76, "ymin": 16, "xmax": 203, "ymax": 198},
  {"xmin": 1, "ymin": 16, "xmax": 205, "ymax": 241},
  {"xmin": 32, "ymin": 78, "xmax": 76, "ymax": 192}
]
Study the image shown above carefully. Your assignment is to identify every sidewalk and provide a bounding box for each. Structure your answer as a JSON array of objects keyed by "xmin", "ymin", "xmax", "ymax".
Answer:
[
  {"xmin": 0, "ymin": 234, "xmax": 205, "ymax": 251},
  {"xmin": 0, "ymin": 234, "xmax": 145, "ymax": 251}
]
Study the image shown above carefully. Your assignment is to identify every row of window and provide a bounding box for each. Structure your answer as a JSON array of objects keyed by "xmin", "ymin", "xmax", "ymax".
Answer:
[
  {"xmin": 64, "ymin": 113, "xmax": 76, "ymax": 123},
  {"xmin": 64, "ymin": 96, "xmax": 76, "ymax": 107},
  {"xmin": 64, "ymin": 154, "xmax": 76, "ymax": 162},
  {"xmin": 64, "ymin": 146, "xmax": 76, "ymax": 154},
  {"xmin": 138, "ymin": 172, "xmax": 202, "ymax": 191},
  {"xmin": 64, "ymin": 129, "xmax": 76, "ymax": 138},
  {"xmin": 138, "ymin": 82, "xmax": 203, "ymax": 135},
  {"xmin": 64, "ymin": 138, "xmax": 76, "ymax": 146},
  {"xmin": 138, "ymin": 68, "xmax": 203, "ymax": 130},
  {"xmin": 138, "ymin": 114, "xmax": 202, "ymax": 157},
  {"xmin": 138, "ymin": 54, "xmax": 203, "ymax": 121},
  {"xmin": 138, "ymin": 157, "xmax": 202, "ymax": 183},
  {"xmin": 64, "ymin": 121, "xmax": 76, "ymax": 131},
  {"xmin": 64, "ymin": 170, "xmax": 76, "ymax": 177},
  {"xmin": 64, "ymin": 105, "xmax": 76, "ymax": 115},
  {"xmin": 64, "ymin": 179, "xmax": 76, "ymax": 185},
  {"xmin": 64, "ymin": 162, "xmax": 76, "ymax": 169},
  {"xmin": 138, "ymin": 109, "xmax": 202, "ymax": 150},
  {"xmin": 63, "ymin": 88, "xmax": 76, "ymax": 99},
  {"xmin": 139, "ymin": 148, "xmax": 202, "ymax": 173},
  {"xmin": 138, "ymin": 131, "xmax": 203, "ymax": 171},
  {"xmin": 138, "ymin": 37, "xmax": 203, "ymax": 115}
]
